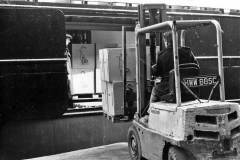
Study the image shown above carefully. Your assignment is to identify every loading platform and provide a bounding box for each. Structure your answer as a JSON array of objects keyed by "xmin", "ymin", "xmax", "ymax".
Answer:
[{"xmin": 27, "ymin": 143, "xmax": 130, "ymax": 160}]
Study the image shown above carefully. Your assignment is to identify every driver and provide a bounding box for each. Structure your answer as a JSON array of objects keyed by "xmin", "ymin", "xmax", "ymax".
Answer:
[{"xmin": 150, "ymin": 31, "xmax": 199, "ymax": 103}]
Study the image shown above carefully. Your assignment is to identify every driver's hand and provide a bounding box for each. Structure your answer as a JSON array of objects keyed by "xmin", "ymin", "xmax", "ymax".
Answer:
[{"xmin": 154, "ymin": 77, "xmax": 162, "ymax": 85}]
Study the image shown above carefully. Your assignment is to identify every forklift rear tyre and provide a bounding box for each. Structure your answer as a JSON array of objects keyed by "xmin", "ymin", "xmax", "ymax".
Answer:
[
  {"xmin": 168, "ymin": 146, "xmax": 188, "ymax": 160},
  {"xmin": 128, "ymin": 126, "xmax": 143, "ymax": 160}
]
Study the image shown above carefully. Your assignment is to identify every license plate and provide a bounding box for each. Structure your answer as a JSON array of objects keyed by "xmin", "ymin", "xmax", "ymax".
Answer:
[{"xmin": 182, "ymin": 75, "xmax": 218, "ymax": 87}]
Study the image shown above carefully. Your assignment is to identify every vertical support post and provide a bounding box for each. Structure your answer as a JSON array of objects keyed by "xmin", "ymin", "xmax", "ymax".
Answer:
[
  {"xmin": 136, "ymin": 5, "xmax": 147, "ymax": 117},
  {"xmin": 172, "ymin": 22, "xmax": 181, "ymax": 107},
  {"xmin": 214, "ymin": 22, "xmax": 225, "ymax": 101},
  {"xmin": 122, "ymin": 26, "xmax": 127, "ymax": 115},
  {"xmin": 135, "ymin": 33, "xmax": 146, "ymax": 117},
  {"xmin": 158, "ymin": 7, "xmax": 167, "ymax": 50},
  {"xmin": 135, "ymin": 33, "xmax": 140, "ymax": 116},
  {"xmin": 139, "ymin": 4, "xmax": 145, "ymax": 28},
  {"xmin": 93, "ymin": 43, "xmax": 97, "ymax": 94},
  {"xmin": 139, "ymin": 34, "xmax": 147, "ymax": 117},
  {"xmin": 180, "ymin": 30, "xmax": 186, "ymax": 47},
  {"xmin": 149, "ymin": 9, "xmax": 157, "ymax": 65}
]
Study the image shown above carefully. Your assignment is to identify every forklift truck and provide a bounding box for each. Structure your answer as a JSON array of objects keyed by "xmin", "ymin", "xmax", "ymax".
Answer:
[{"xmin": 128, "ymin": 20, "xmax": 240, "ymax": 160}]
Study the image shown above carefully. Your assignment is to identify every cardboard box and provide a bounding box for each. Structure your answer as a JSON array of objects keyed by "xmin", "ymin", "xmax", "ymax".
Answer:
[
  {"xmin": 107, "ymin": 81, "xmax": 124, "ymax": 116},
  {"xmin": 99, "ymin": 47, "xmax": 151, "ymax": 82},
  {"xmin": 72, "ymin": 44, "xmax": 95, "ymax": 69},
  {"xmin": 72, "ymin": 69, "xmax": 94, "ymax": 94},
  {"xmin": 99, "ymin": 48, "xmax": 136, "ymax": 82},
  {"xmin": 101, "ymin": 80, "xmax": 108, "ymax": 114},
  {"xmin": 71, "ymin": 68, "xmax": 102, "ymax": 95},
  {"xmin": 96, "ymin": 68, "xmax": 102, "ymax": 93},
  {"xmin": 99, "ymin": 49, "xmax": 105, "ymax": 82},
  {"xmin": 101, "ymin": 81, "xmax": 136, "ymax": 116}
]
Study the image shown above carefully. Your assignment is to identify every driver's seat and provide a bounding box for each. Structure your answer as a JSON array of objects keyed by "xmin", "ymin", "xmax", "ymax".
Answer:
[{"xmin": 162, "ymin": 63, "xmax": 200, "ymax": 103}]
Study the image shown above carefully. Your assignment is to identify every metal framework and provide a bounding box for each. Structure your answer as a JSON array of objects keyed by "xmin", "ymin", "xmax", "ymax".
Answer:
[
  {"xmin": 0, "ymin": 1, "xmax": 138, "ymax": 31},
  {"xmin": 135, "ymin": 20, "xmax": 225, "ymax": 116},
  {"xmin": 137, "ymin": 3, "xmax": 240, "ymax": 105}
]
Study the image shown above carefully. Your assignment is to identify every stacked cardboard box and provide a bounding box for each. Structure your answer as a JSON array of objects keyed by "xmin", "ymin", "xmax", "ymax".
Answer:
[
  {"xmin": 99, "ymin": 48, "xmax": 137, "ymax": 116},
  {"xmin": 101, "ymin": 80, "xmax": 137, "ymax": 116},
  {"xmin": 99, "ymin": 48, "xmax": 136, "ymax": 82},
  {"xmin": 71, "ymin": 44, "xmax": 102, "ymax": 95}
]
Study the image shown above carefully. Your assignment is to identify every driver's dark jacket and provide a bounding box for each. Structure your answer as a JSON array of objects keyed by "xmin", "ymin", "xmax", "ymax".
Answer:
[
  {"xmin": 152, "ymin": 46, "xmax": 198, "ymax": 78},
  {"xmin": 150, "ymin": 46, "xmax": 198, "ymax": 103}
]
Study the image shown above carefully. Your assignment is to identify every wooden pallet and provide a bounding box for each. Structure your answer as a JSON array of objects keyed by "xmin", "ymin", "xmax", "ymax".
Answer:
[
  {"xmin": 72, "ymin": 93, "xmax": 102, "ymax": 103},
  {"xmin": 103, "ymin": 112, "xmax": 108, "ymax": 117},
  {"xmin": 104, "ymin": 113, "xmax": 129, "ymax": 123}
]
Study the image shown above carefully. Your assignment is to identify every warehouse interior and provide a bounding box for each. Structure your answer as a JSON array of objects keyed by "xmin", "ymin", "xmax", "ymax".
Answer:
[
  {"xmin": 2, "ymin": 0, "xmax": 240, "ymax": 160},
  {"xmin": 0, "ymin": 2, "xmax": 138, "ymax": 159}
]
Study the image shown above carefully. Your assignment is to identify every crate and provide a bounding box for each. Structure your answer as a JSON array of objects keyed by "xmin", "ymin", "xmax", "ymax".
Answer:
[
  {"xmin": 107, "ymin": 81, "xmax": 124, "ymax": 116},
  {"xmin": 72, "ymin": 69, "xmax": 94, "ymax": 94},
  {"xmin": 101, "ymin": 81, "xmax": 136, "ymax": 117},
  {"xmin": 96, "ymin": 68, "xmax": 102, "ymax": 93},
  {"xmin": 99, "ymin": 47, "xmax": 152, "ymax": 83},
  {"xmin": 99, "ymin": 48, "xmax": 136, "ymax": 82},
  {"xmin": 101, "ymin": 81, "xmax": 108, "ymax": 114},
  {"xmin": 72, "ymin": 44, "xmax": 95, "ymax": 69}
]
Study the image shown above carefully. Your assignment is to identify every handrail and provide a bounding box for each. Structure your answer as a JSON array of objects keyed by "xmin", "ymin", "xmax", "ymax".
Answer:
[
  {"xmin": 211, "ymin": 20, "xmax": 225, "ymax": 101},
  {"xmin": 0, "ymin": 58, "xmax": 67, "ymax": 63}
]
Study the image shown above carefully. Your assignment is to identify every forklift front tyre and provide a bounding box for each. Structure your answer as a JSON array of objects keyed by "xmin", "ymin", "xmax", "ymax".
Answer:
[
  {"xmin": 128, "ymin": 126, "xmax": 143, "ymax": 160},
  {"xmin": 168, "ymin": 146, "xmax": 189, "ymax": 160}
]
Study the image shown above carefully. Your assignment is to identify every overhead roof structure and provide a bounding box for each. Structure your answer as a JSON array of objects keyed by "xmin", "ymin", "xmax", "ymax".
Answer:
[
  {"xmin": 0, "ymin": 1, "xmax": 138, "ymax": 31},
  {"xmin": 2, "ymin": 1, "xmax": 240, "ymax": 31}
]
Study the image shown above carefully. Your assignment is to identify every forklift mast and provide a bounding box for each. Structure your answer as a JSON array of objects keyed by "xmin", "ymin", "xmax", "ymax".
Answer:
[{"xmin": 135, "ymin": 3, "xmax": 235, "ymax": 117}]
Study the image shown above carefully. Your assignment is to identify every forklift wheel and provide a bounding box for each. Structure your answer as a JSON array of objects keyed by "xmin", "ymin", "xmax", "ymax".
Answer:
[
  {"xmin": 128, "ymin": 125, "xmax": 143, "ymax": 160},
  {"xmin": 168, "ymin": 146, "xmax": 188, "ymax": 160}
]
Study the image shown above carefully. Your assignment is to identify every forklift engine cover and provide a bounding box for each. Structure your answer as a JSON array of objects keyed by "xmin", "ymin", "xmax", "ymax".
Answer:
[
  {"xmin": 142, "ymin": 100, "xmax": 240, "ymax": 159},
  {"xmin": 133, "ymin": 100, "xmax": 240, "ymax": 160}
]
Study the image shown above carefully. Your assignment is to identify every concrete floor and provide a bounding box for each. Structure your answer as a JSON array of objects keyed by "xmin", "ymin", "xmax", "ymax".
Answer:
[
  {"xmin": 27, "ymin": 143, "xmax": 130, "ymax": 160},
  {"xmin": 0, "ymin": 115, "xmax": 131, "ymax": 160}
]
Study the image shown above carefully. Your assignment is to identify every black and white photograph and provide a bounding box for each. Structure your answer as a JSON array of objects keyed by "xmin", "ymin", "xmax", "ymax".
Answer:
[{"xmin": 1, "ymin": 0, "xmax": 240, "ymax": 159}]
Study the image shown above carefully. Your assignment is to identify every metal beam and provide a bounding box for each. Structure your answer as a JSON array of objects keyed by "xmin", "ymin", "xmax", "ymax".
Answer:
[
  {"xmin": 66, "ymin": 22, "xmax": 135, "ymax": 31},
  {"xmin": 65, "ymin": 15, "xmax": 137, "ymax": 24},
  {"xmin": 135, "ymin": 19, "xmax": 225, "ymax": 109},
  {"xmin": 122, "ymin": 26, "xmax": 127, "ymax": 115},
  {"xmin": 0, "ymin": 1, "xmax": 138, "ymax": 10}
]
